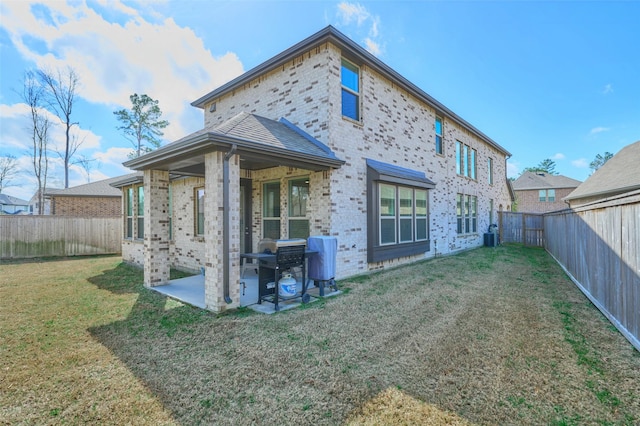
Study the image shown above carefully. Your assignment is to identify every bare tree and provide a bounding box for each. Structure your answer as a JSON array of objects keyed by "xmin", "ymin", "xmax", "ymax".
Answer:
[
  {"xmin": 0, "ymin": 154, "xmax": 20, "ymax": 193},
  {"xmin": 22, "ymin": 70, "xmax": 51, "ymax": 215},
  {"xmin": 38, "ymin": 66, "xmax": 81, "ymax": 188},
  {"xmin": 74, "ymin": 154, "xmax": 97, "ymax": 183}
]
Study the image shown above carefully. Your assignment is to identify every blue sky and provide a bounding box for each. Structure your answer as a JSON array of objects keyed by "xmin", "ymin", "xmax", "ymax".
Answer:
[{"xmin": 1, "ymin": 0, "xmax": 639, "ymax": 200}]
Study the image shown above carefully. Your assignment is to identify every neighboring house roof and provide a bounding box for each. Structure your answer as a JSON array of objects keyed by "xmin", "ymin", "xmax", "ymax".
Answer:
[
  {"xmin": 124, "ymin": 112, "xmax": 345, "ymax": 173},
  {"xmin": 191, "ymin": 25, "xmax": 511, "ymax": 158},
  {"xmin": 0, "ymin": 194, "xmax": 30, "ymax": 206},
  {"xmin": 565, "ymin": 140, "xmax": 640, "ymax": 202},
  {"xmin": 45, "ymin": 175, "xmax": 138, "ymax": 197},
  {"xmin": 512, "ymin": 171, "xmax": 581, "ymax": 191}
]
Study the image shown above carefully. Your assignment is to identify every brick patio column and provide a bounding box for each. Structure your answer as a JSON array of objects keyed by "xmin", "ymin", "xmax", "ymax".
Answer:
[
  {"xmin": 204, "ymin": 151, "xmax": 241, "ymax": 311},
  {"xmin": 143, "ymin": 169, "xmax": 170, "ymax": 287}
]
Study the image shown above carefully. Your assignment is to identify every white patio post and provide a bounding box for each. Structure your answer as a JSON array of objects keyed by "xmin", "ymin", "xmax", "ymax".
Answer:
[
  {"xmin": 204, "ymin": 151, "xmax": 241, "ymax": 311},
  {"xmin": 143, "ymin": 169, "xmax": 170, "ymax": 287}
]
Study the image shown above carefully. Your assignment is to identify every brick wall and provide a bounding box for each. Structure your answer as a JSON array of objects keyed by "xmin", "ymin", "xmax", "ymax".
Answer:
[
  {"xmin": 515, "ymin": 188, "xmax": 575, "ymax": 213},
  {"xmin": 52, "ymin": 196, "xmax": 121, "ymax": 217},
  {"xmin": 194, "ymin": 41, "xmax": 512, "ymax": 279},
  {"xmin": 148, "ymin": 41, "xmax": 512, "ymax": 280}
]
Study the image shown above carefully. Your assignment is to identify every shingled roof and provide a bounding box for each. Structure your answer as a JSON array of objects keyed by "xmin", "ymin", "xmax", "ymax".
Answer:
[
  {"xmin": 565, "ymin": 140, "xmax": 640, "ymax": 202},
  {"xmin": 512, "ymin": 171, "xmax": 581, "ymax": 191},
  {"xmin": 124, "ymin": 112, "xmax": 344, "ymax": 172},
  {"xmin": 46, "ymin": 174, "xmax": 139, "ymax": 197}
]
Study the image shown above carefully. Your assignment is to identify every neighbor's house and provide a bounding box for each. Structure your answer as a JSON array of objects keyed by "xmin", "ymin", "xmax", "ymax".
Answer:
[
  {"xmin": 512, "ymin": 171, "xmax": 581, "ymax": 213},
  {"xmin": 0, "ymin": 194, "xmax": 30, "ymax": 215},
  {"xmin": 111, "ymin": 26, "xmax": 513, "ymax": 312},
  {"xmin": 564, "ymin": 141, "xmax": 640, "ymax": 209},
  {"xmin": 28, "ymin": 189, "xmax": 55, "ymax": 215},
  {"xmin": 44, "ymin": 175, "xmax": 136, "ymax": 217}
]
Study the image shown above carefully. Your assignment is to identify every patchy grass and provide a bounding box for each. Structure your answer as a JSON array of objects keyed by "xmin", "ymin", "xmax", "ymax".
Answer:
[{"xmin": 1, "ymin": 246, "xmax": 639, "ymax": 425}]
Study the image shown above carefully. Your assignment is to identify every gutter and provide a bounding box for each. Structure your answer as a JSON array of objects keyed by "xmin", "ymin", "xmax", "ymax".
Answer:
[{"xmin": 222, "ymin": 144, "xmax": 237, "ymax": 304}]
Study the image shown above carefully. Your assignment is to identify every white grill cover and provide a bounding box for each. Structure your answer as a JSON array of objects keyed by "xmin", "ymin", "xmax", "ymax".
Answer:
[{"xmin": 307, "ymin": 236, "xmax": 337, "ymax": 280}]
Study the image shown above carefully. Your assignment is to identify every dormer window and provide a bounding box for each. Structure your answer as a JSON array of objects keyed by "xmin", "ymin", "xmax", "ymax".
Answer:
[{"xmin": 341, "ymin": 59, "xmax": 360, "ymax": 121}]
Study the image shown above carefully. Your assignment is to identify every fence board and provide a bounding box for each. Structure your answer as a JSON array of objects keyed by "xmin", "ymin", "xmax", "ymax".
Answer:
[
  {"xmin": 544, "ymin": 201, "xmax": 640, "ymax": 352},
  {"xmin": 0, "ymin": 216, "xmax": 121, "ymax": 259},
  {"xmin": 499, "ymin": 211, "xmax": 544, "ymax": 247}
]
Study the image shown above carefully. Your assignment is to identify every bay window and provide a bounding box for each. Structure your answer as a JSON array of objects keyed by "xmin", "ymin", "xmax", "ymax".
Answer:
[{"xmin": 367, "ymin": 159, "xmax": 435, "ymax": 262}]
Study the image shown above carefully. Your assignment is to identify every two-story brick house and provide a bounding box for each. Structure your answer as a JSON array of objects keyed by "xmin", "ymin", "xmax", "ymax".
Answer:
[
  {"xmin": 113, "ymin": 26, "xmax": 512, "ymax": 312},
  {"xmin": 512, "ymin": 171, "xmax": 581, "ymax": 213}
]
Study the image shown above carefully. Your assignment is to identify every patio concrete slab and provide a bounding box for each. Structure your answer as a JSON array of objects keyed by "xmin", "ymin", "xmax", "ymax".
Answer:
[{"xmin": 149, "ymin": 271, "xmax": 340, "ymax": 314}]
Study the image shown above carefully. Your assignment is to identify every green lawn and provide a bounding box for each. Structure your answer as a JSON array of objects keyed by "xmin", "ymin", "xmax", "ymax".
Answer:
[{"xmin": 1, "ymin": 246, "xmax": 639, "ymax": 425}]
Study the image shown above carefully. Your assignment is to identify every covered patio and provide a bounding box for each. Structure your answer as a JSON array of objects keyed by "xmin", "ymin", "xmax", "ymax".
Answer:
[
  {"xmin": 149, "ymin": 268, "xmax": 341, "ymax": 314},
  {"xmin": 122, "ymin": 112, "xmax": 344, "ymax": 313}
]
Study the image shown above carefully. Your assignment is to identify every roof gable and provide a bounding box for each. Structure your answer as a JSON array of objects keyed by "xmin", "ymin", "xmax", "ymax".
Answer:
[
  {"xmin": 0, "ymin": 194, "xmax": 30, "ymax": 205},
  {"xmin": 191, "ymin": 25, "xmax": 510, "ymax": 158},
  {"xmin": 565, "ymin": 140, "xmax": 640, "ymax": 202},
  {"xmin": 123, "ymin": 113, "xmax": 344, "ymax": 172},
  {"xmin": 212, "ymin": 112, "xmax": 338, "ymax": 160},
  {"xmin": 46, "ymin": 175, "xmax": 136, "ymax": 197},
  {"xmin": 512, "ymin": 171, "xmax": 581, "ymax": 190}
]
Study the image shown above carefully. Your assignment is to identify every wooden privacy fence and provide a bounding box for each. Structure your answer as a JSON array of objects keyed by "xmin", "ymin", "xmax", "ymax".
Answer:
[
  {"xmin": 544, "ymin": 200, "xmax": 640, "ymax": 351},
  {"xmin": 0, "ymin": 216, "xmax": 121, "ymax": 259},
  {"xmin": 498, "ymin": 211, "xmax": 545, "ymax": 247}
]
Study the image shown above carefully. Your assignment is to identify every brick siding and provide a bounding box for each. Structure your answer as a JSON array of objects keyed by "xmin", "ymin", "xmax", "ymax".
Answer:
[
  {"xmin": 515, "ymin": 188, "xmax": 575, "ymax": 213},
  {"xmin": 52, "ymin": 196, "xmax": 120, "ymax": 217}
]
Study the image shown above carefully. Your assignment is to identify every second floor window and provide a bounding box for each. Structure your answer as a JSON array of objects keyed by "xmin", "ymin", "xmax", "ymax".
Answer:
[
  {"xmin": 435, "ymin": 116, "xmax": 443, "ymax": 155},
  {"xmin": 488, "ymin": 157, "xmax": 494, "ymax": 185},
  {"xmin": 456, "ymin": 141, "xmax": 477, "ymax": 179},
  {"xmin": 341, "ymin": 59, "xmax": 360, "ymax": 121},
  {"xmin": 539, "ymin": 189, "xmax": 556, "ymax": 202}
]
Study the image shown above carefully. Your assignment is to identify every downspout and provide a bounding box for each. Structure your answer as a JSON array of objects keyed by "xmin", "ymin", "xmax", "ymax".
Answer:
[{"xmin": 223, "ymin": 144, "xmax": 237, "ymax": 304}]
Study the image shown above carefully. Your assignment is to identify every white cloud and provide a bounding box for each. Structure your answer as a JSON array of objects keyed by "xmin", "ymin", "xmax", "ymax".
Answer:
[
  {"xmin": 0, "ymin": 102, "xmax": 101, "ymax": 154},
  {"xmin": 93, "ymin": 146, "xmax": 135, "ymax": 175},
  {"xmin": 602, "ymin": 84, "xmax": 613, "ymax": 95},
  {"xmin": 336, "ymin": 2, "xmax": 384, "ymax": 57},
  {"xmin": 590, "ymin": 126, "xmax": 610, "ymax": 135},
  {"xmin": 337, "ymin": 2, "xmax": 370, "ymax": 26},
  {"xmin": 571, "ymin": 158, "xmax": 589, "ymax": 168},
  {"xmin": 364, "ymin": 38, "xmax": 382, "ymax": 56},
  {"xmin": 551, "ymin": 153, "xmax": 565, "ymax": 160},
  {"xmin": 1, "ymin": 0, "xmax": 244, "ymax": 142}
]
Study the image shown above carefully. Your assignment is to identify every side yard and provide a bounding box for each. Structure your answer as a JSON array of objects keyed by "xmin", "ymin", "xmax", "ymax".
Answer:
[{"xmin": 1, "ymin": 246, "xmax": 639, "ymax": 425}]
